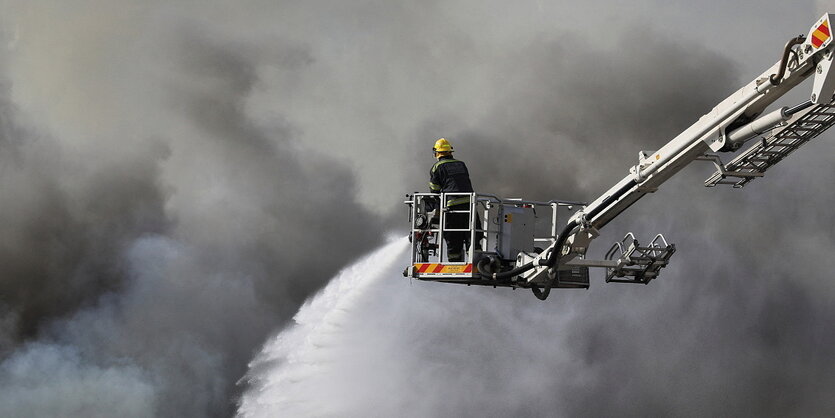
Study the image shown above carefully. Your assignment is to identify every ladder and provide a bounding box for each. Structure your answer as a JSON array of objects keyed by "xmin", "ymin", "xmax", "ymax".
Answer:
[{"xmin": 704, "ymin": 101, "xmax": 835, "ymax": 188}]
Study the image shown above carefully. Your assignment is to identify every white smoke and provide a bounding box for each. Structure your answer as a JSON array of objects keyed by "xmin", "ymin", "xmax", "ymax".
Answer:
[{"xmin": 0, "ymin": 344, "xmax": 156, "ymax": 418}]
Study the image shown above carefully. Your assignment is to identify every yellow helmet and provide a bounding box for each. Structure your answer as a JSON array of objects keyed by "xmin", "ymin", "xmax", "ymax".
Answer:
[{"xmin": 433, "ymin": 138, "xmax": 453, "ymax": 153}]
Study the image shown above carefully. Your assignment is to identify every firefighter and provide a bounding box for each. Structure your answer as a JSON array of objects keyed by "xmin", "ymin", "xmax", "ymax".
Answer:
[{"xmin": 429, "ymin": 138, "xmax": 481, "ymax": 262}]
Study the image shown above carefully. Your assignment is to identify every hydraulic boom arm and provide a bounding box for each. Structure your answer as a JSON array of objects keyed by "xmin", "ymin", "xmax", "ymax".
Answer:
[{"xmin": 521, "ymin": 13, "xmax": 835, "ymax": 297}]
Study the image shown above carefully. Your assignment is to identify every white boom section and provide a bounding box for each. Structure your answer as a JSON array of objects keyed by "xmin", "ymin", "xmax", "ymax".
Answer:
[
  {"xmin": 525, "ymin": 13, "xmax": 835, "ymax": 281},
  {"xmin": 580, "ymin": 13, "xmax": 835, "ymax": 230}
]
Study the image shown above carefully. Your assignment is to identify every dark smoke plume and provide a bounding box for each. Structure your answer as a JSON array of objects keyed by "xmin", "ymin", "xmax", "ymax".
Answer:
[{"xmin": 0, "ymin": 2, "xmax": 380, "ymax": 416}]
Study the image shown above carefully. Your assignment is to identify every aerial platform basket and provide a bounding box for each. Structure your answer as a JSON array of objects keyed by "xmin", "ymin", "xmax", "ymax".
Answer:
[
  {"xmin": 404, "ymin": 192, "xmax": 585, "ymax": 288},
  {"xmin": 404, "ymin": 192, "xmax": 676, "ymax": 291}
]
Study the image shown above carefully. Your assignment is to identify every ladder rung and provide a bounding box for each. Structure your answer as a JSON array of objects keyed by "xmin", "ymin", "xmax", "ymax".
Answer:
[{"xmin": 723, "ymin": 171, "xmax": 764, "ymax": 178}]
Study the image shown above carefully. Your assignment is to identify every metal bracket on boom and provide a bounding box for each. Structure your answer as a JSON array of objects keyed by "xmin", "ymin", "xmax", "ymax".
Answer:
[
  {"xmin": 697, "ymin": 153, "xmax": 764, "ymax": 187},
  {"xmin": 604, "ymin": 233, "xmax": 676, "ymax": 284}
]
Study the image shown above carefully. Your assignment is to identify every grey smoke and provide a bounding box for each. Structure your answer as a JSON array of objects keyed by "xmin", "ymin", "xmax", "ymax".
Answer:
[
  {"xmin": 0, "ymin": 2, "xmax": 380, "ymax": 416},
  {"xmin": 1, "ymin": 0, "xmax": 833, "ymax": 417}
]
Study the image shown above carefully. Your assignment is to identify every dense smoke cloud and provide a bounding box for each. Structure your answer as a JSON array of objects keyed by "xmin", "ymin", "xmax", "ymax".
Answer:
[
  {"xmin": 0, "ymin": 2, "xmax": 381, "ymax": 416},
  {"xmin": 1, "ymin": 0, "xmax": 833, "ymax": 417}
]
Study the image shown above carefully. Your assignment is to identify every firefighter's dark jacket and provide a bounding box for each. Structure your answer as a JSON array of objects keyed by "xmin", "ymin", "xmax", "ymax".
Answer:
[{"xmin": 429, "ymin": 155, "xmax": 473, "ymax": 206}]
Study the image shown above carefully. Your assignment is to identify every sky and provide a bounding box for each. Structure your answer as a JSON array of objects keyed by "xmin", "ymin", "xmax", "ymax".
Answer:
[{"xmin": 0, "ymin": 0, "xmax": 834, "ymax": 417}]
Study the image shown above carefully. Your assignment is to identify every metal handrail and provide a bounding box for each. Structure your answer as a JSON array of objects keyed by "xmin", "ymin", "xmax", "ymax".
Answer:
[{"xmin": 409, "ymin": 192, "xmax": 582, "ymax": 266}]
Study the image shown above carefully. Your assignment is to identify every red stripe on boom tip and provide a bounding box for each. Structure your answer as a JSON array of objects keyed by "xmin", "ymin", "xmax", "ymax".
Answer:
[
  {"xmin": 432, "ymin": 264, "xmax": 444, "ymax": 273},
  {"xmin": 820, "ymin": 22, "xmax": 831, "ymax": 37},
  {"xmin": 813, "ymin": 35, "xmax": 824, "ymax": 47},
  {"xmin": 464, "ymin": 264, "xmax": 473, "ymax": 273},
  {"xmin": 417, "ymin": 264, "xmax": 431, "ymax": 273}
]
